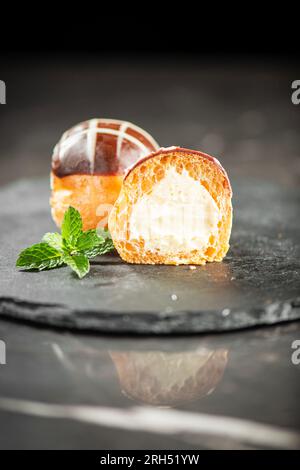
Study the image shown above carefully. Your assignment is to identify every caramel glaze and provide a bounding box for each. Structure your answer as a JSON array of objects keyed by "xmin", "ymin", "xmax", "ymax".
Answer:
[{"xmin": 52, "ymin": 134, "xmax": 138, "ymax": 177}]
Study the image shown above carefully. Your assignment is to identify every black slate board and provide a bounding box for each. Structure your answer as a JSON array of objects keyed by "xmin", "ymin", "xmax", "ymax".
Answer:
[{"xmin": 0, "ymin": 177, "xmax": 299, "ymax": 334}]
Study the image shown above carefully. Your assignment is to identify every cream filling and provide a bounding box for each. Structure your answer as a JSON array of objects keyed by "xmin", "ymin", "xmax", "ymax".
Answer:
[{"xmin": 129, "ymin": 167, "xmax": 220, "ymax": 254}]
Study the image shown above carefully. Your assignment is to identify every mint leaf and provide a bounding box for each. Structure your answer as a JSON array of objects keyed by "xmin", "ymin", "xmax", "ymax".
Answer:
[
  {"xmin": 78, "ymin": 228, "xmax": 114, "ymax": 258},
  {"xmin": 97, "ymin": 227, "xmax": 112, "ymax": 241},
  {"xmin": 61, "ymin": 206, "xmax": 82, "ymax": 246},
  {"xmin": 83, "ymin": 238, "xmax": 114, "ymax": 258},
  {"xmin": 16, "ymin": 206, "xmax": 115, "ymax": 279},
  {"xmin": 63, "ymin": 253, "xmax": 90, "ymax": 279},
  {"xmin": 42, "ymin": 232, "xmax": 63, "ymax": 252},
  {"xmin": 76, "ymin": 230, "xmax": 101, "ymax": 252},
  {"xmin": 97, "ymin": 238, "xmax": 115, "ymax": 254},
  {"xmin": 16, "ymin": 243, "xmax": 64, "ymax": 271}
]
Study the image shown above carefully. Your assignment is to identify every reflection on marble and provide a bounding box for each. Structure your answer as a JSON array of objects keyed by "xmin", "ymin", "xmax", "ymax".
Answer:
[{"xmin": 51, "ymin": 339, "xmax": 228, "ymax": 407}]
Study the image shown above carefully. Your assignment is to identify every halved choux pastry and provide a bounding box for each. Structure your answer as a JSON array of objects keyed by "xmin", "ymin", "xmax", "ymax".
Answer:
[
  {"xmin": 50, "ymin": 118, "xmax": 159, "ymax": 230},
  {"xmin": 108, "ymin": 147, "xmax": 232, "ymax": 265}
]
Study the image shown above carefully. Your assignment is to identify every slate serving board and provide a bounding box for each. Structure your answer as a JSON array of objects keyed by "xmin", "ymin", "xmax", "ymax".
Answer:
[{"xmin": 0, "ymin": 177, "xmax": 299, "ymax": 334}]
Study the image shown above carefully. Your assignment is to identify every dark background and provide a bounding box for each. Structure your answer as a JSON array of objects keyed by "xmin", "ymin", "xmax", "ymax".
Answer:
[
  {"xmin": 1, "ymin": 13, "xmax": 300, "ymax": 187},
  {"xmin": 1, "ymin": 9, "xmax": 299, "ymax": 56}
]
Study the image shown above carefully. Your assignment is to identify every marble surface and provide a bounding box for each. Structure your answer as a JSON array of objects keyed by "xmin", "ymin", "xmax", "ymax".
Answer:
[{"xmin": 0, "ymin": 319, "xmax": 300, "ymax": 449}]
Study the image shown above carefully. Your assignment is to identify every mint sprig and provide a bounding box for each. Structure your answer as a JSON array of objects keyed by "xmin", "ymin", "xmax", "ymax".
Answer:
[{"xmin": 16, "ymin": 207, "xmax": 115, "ymax": 278}]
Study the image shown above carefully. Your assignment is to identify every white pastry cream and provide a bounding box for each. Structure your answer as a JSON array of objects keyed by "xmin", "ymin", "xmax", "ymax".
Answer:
[{"xmin": 129, "ymin": 167, "xmax": 221, "ymax": 254}]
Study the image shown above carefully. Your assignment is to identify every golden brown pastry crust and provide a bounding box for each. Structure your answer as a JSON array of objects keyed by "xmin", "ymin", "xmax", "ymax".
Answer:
[
  {"xmin": 108, "ymin": 147, "xmax": 232, "ymax": 265},
  {"xmin": 50, "ymin": 172, "xmax": 123, "ymax": 231}
]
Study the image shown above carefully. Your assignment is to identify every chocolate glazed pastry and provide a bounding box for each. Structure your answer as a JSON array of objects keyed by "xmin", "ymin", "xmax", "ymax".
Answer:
[{"xmin": 51, "ymin": 119, "xmax": 159, "ymax": 230}]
